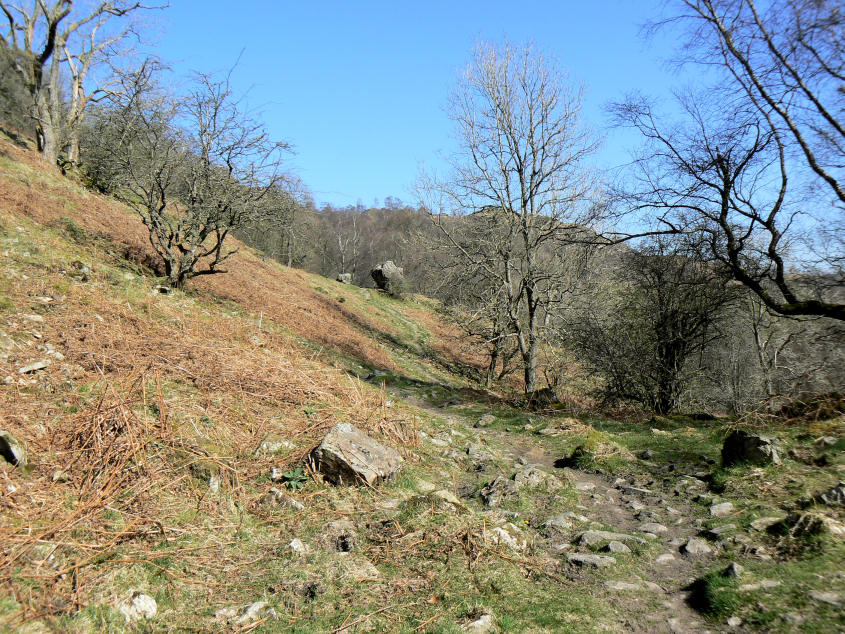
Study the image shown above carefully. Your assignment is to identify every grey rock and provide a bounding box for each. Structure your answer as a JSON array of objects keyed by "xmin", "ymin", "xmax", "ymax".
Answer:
[
  {"xmin": 705, "ymin": 524, "xmax": 736, "ymax": 539},
  {"xmin": 69, "ymin": 260, "xmax": 90, "ymax": 282},
  {"xmin": 254, "ymin": 435, "xmax": 295, "ymax": 456},
  {"xmin": 710, "ymin": 501, "xmax": 734, "ymax": 517},
  {"xmin": 336, "ymin": 273, "xmax": 352, "ymax": 284},
  {"xmin": 566, "ymin": 553, "xmax": 616, "ymax": 568},
  {"xmin": 117, "ymin": 591, "xmax": 157, "ymax": 623},
  {"xmin": 310, "ymin": 422, "xmax": 402, "ymax": 486},
  {"xmin": 604, "ymin": 540, "xmax": 631, "ymax": 554},
  {"xmin": 727, "ymin": 616, "xmax": 742, "ymax": 627},
  {"xmin": 682, "ymin": 537, "xmax": 712, "ymax": 555},
  {"xmin": 722, "ymin": 429, "xmax": 782, "ymax": 466},
  {"xmin": 655, "ymin": 553, "xmax": 675, "ymax": 564},
  {"xmin": 479, "ymin": 476, "xmax": 518, "ymax": 507},
  {"xmin": 807, "ymin": 590, "xmax": 842, "ymax": 607},
  {"xmin": 723, "ymin": 562, "xmax": 745, "ymax": 577},
  {"xmin": 574, "ymin": 481, "xmax": 595, "ymax": 491},
  {"xmin": 0, "ymin": 430, "xmax": 26, "ymax": 467},
  {"xmin": 639, "ymin": 522, "xmax": 668, "ymax": 534},
  {"xmin": 738, "ymin": 580, "xmax": 781, "ymax": 591},
  {"xmin": 289, "ymin": 538, "xmax": 310, "ymax": 556},
  {"xmin": 750, "ymin": 516, "xmax": 784, "ymax": 531},
  {"xmin": 811, "ymin": 481, "xmax": 845, "ymax": 507},
  {"xmin": 17, "ymin": 359, "xmax": 50, "ymax": 374},
  {"xmin": 475, "ymin": 413, "xmax": 496, "ymax": 428},
  {"xmin": 579, "ymin": 530, "xmax": 647, "ymax": 546},
  {"xmin": 461, "ymin": 613, "xmax": 494, "ymax": 633},
  {"xmin": 514, "ymin": 466, "xmax": 561, "ymax": 490},
  {"xmin": 259, "ymin": 487, "xmax": 304, "ymax": 510},
  {"xmin": 216, "ymin": 601, "xmax": 278, "ymax": 626},
  {"xmin": 543, "ymin": 514, "xmax": 573, "ymax": 533}
]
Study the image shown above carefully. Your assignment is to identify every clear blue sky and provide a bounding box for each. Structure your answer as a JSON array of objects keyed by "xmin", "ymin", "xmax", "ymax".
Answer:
[{"xmin": 151, "ymin": 1, "xmax": 685, "ymax": 208}]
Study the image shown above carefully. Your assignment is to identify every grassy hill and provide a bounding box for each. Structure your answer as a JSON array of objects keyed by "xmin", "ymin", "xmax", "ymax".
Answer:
[{"xmin": 0, "ymin": 136, "xmax": 843, "ymax": 632}]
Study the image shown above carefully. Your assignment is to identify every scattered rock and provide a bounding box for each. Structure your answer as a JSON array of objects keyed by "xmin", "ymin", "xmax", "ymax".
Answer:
[
  {"xmin": 655, "ymin": 553, "xmax": 675, "ymax": 564},
  {"xmin": 150, "ymin": 284, "xmax": 172, "ymax": 295},
  {"xmin": 336, "ymin": 273, "xmax": 352, "ymax": 284},
  {"xmin": 638, "ymin": 522, "xmax": 668, "ymax": 534},
  {"xmin": 807, "ymin": 590, "xmax": 842, "ymax": 607},
  {"xmin": 461, "ymin": 613, "xmax": 494, "ymax": 633},
  {"xmin": 117, "ymin": 591, "xmax": 157, "ymax": 623},
  {"xmin": 574, "ymin": 481, "xmax": 595, "ymax": 492},
  {"xmin": 727, "ymin": 616, "xmax": 742, "ymax": 628},
  {"xmin": 289, "ymin": 538, "xmax": 310, "ymax": 557},
  {"xmin": 514, "ymin": 466, "xmax": 562, "ymax": 490},
  {"xmin": 310, "ymin": 422, "xmax": 402, "ymax": 486},
  {"xmin": 69, "ymin": 261, "xmax": 90, "ymax": 282},
  {"xmin": 772, "ymin": 511, "xmax": 845, "ymax": 538},
  {"xmin": 710, "ymin": 502, "xmax": 734, "ymax": 517},
  {"xmin": 604, "ymin": 540, "xmax": 631, "ymax": 554},
  {"xmin": 488, "ymin": 522, "xmax": 528, "ymax": 552},
  {"xmin": 705, "ymin": 524, "xmax": 736, "ymax": 540},
  {"xmin": 336, "ymin": 553, "xmax": 381, "ymax": 581},
  {"xmin": 682, "ymin": 537, "xmax": 712, "ymax": 555},
  {"xmin": 215, "ymin": 601, "xmax": 277, "ymax": 626},
  {"xmin": 806, "ymin": 481, "xmax": 845, "ymax": 507},
  {"xmin": 738, "ymin": 580, "xmax": 781, "ymax": 591},
  {"xmin": 543, "ymin": 514, "xmax": 573, "ymax": 533},
  {"xmin": 750, "ymin": 516, "xmax": 784, "ymax": 531},
  {"xmin": 475, "ymin": 413, "xmax": 496, "ymax": 428},
  {"xmin": 479, "ymin": 476, "xmax": 518, "ymax": 507},
  {"xmin": 259, "ymin": 487, "xmax": 304, "ymax": 510},
  {"xmin": 17, "ymin": 359, "xmax": 50, "ymax": 374},
  {"xmin": 722, "ymin": 429, "xmax": 782, "ymax": 467},
  {"xmin": 51, "ymin": 470, "xmax": 70, "ymax": 483},
  {"xmin": 722, "ymin": 562, "xmax": 745, "ymax": 577},
  {"xmin": 0, "ymin": 430, "xmax": 26, "ymax": 467},
  {"xmin": 578, "ymin": 530, "xmax": 647, "ymax": 547},
  {"xmin": 567, "ymin": 553, "xmax": 616, "ymax": 568},
  {"xmin": 254, "ymin": 435, "xmax": 295, "ymax": 456}
]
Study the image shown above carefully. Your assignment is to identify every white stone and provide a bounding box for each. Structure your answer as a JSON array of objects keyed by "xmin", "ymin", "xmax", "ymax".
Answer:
[{"xmin": 117, "ymin": 591, "xmax": 157, "ymax": 623}]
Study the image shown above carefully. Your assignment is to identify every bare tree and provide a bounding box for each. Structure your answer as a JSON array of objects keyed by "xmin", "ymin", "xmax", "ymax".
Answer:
[
  {"xmin": 419, "ymin": 40, "xmax": 599, "ymax": 396},
  {"xmin": 99, "ymin": 66, "xmax": 292, "ymax": 288},
  {"xmin": 0, "ymin": 0, "xmax": 156, "ymax": 163},
  {"xmin": 610, "ymin": 0, "xmax": 844, "ymax": 321}
]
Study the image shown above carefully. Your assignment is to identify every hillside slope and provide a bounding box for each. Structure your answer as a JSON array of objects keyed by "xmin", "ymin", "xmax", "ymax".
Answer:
[{"xmin": 0, "ymin": 138, "xmax": 843, "ymax": 633}]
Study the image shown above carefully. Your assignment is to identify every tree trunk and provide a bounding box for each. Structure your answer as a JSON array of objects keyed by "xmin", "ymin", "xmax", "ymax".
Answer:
[{"xmin": 485, "ymin": 344, "xmax": 499, "ymax": 388}]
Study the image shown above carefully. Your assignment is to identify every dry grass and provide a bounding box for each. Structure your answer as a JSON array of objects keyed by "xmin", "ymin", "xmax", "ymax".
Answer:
[{"xmin": 0, "ymin": 139, "xmax": 438, "ymax": 625}]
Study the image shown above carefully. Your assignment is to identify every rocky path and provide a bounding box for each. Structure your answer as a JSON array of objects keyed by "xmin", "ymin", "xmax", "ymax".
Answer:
[
  {"xmin": 387, "ymin": 385, "xmax": 729, "ymax": 632},
  {"xmin": 498, "ymin": 432, "xmax": 721, "ymax": 633}
]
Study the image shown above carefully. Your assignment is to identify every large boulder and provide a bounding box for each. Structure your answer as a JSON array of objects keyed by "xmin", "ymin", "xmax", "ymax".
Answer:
[
  {"xmin": 336, "ymin": 273, "xmax": 352, "ymax": 284},
  {"xmin": 722, "ymin": 429, "xmax": 782, "ymax": 467},
  {"xmin": 309, "ymin": 422, "xmax": 402, "ymax": 486},
  {"xmin": 370, "ymin": 261, "xmax": 405, "ymax": 294}
]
